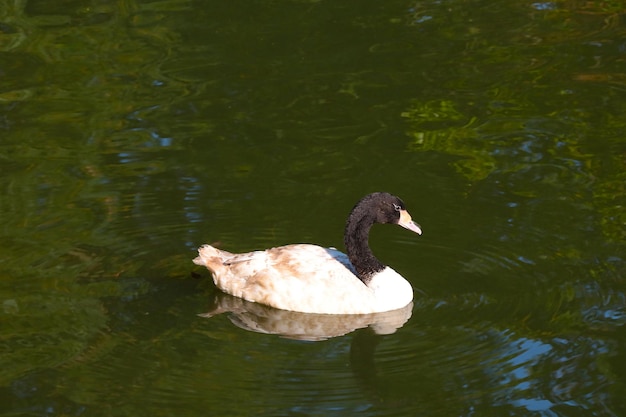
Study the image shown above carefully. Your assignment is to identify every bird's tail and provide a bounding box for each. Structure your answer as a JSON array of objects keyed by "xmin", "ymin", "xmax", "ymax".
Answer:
[{"xmin": 193, "ymin": 244, "xmax": 233, "ymax": 272}]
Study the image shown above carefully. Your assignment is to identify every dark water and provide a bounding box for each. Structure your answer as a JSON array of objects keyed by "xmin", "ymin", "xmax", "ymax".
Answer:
[{"xmin": 1, "ymin": 0, "xmax": 625, "ymax": 416}]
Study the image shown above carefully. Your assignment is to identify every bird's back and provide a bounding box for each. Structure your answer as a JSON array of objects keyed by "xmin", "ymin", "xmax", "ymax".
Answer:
[{"xmin": 193, "ymin": 244, "xmax": 382, "ymax": 314}]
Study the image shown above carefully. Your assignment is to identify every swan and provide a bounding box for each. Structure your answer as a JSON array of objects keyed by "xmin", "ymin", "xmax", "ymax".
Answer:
[{"xmin": 193, "ymin": 192, "xmax": 422, "ymax": 314}]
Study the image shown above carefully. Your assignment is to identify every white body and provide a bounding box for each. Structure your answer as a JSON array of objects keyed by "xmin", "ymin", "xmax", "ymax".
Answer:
[{"xmin": 193, "ymin": 244, "xmax": 414, "ymax": 315}]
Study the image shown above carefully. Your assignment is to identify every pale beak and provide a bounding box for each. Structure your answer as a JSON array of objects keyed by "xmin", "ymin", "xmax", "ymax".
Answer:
[{"xmin": 398, "ymin": 210, "xmax": 422, "ymax": 235}]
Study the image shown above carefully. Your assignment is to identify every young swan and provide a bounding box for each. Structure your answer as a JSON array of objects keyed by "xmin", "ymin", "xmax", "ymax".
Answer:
[{"xmin": 193, "ymin": 192, "xmax": 422, "ymax": 314}]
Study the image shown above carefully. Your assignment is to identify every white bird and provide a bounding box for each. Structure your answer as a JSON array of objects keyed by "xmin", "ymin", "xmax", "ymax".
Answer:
[{"xmin": 193, "ymin": 192, "xmax": 422, "ymax": 314}]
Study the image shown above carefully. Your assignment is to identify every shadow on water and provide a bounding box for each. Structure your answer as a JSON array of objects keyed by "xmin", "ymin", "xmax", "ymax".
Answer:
[{"xmin": 199, "ymin": 292, "xmax": 413, "ymax": 341}]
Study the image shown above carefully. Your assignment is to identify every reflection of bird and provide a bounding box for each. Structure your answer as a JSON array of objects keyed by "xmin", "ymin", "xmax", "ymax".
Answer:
[
  {"xmin": 199, "ymin": 292, "xmax": 413, "ymax": 341},
  {"xmin": 193, "ymin": 192, "xmax": 422, "ymax": 314}
]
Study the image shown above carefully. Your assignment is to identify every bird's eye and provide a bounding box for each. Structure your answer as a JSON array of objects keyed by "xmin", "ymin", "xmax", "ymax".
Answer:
[{"xmin": 393, "ymin": 203, "xmax": 401, "ymax": 211}]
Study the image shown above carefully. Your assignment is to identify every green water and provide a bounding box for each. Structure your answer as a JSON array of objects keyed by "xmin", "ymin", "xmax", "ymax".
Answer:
[{"xmin": 1, "ymin": 0, "xmax": 625, "ymax": 415}]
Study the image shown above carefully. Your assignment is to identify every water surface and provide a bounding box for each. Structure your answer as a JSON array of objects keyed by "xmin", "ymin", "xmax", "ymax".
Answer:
[{"xmin": 1, "ymin": 0, "xmax": 625, "ymax": 416}]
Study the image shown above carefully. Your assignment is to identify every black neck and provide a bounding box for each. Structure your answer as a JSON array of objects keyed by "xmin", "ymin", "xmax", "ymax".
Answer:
[{"xmin": 344, "ymin": 213, "xmax": 385, "ymax": 284}]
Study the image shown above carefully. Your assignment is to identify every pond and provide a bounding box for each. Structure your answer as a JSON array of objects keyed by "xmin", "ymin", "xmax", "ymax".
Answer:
[{"xmin": 1, "ymin": 0, "xmax": 625, "ymax": 415}]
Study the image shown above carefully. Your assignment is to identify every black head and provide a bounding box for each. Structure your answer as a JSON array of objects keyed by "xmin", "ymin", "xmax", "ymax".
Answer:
[
  {"xmin": 355, "ymin": 192, "xmax": 403, "ymax": 223},
  {"xmin": 351, "ymin": 192, "xmax": 422, "ymax": 234},
  {"xmin": 344, "ymin": 192, "xmax": 422, "ymax": 281}
]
